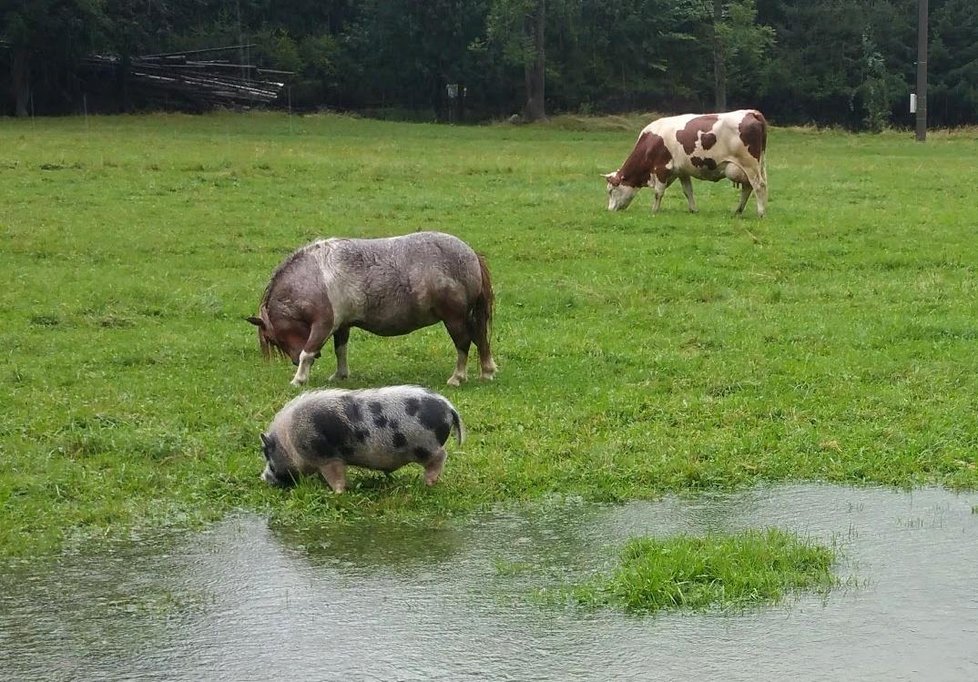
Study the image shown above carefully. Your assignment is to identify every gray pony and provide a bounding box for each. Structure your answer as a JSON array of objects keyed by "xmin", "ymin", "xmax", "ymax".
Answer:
[{"xmin": 248, "ymin": 231, "xmax": 497, "ymax": 386}]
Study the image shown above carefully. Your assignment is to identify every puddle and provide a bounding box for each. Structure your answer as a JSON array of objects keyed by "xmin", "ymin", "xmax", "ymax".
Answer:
[{"xmin": 2, "ymin": 484, "xmax": 977, "ymax": 681}]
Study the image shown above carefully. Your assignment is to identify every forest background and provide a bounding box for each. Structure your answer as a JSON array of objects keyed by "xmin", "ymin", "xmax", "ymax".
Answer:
[{"xmin": 1, "ymin": 0, "xmax": 976, "ymax": 130}]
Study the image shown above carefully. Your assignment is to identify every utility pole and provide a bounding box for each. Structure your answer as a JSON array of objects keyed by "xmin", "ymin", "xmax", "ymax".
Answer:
[{"xmin": 916, "ymin": 0, "xmax": 928, "ymax": 141}]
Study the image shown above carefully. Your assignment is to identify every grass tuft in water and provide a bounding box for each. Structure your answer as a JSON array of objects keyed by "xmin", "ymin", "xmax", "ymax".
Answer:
[{"xmin": 569, "ymin": 528, "xmax": 836, "ymax": 614}]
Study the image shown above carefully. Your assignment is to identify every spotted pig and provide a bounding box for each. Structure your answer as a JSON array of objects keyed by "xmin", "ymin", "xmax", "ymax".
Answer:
[{"xmin": 259, "ymin": 385, "xmax": 464, "ymax": 493}]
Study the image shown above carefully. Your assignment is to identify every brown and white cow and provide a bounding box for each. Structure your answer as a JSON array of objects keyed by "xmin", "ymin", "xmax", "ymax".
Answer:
[{"xmin": 603, "ymin": 109, "xmax": 768, "ymax": 217}]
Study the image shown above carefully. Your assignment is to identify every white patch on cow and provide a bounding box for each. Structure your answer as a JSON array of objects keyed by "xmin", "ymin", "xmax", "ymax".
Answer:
[{"xmin": 607, "ymin": 183, "xmax": 639, "ymax": 211}]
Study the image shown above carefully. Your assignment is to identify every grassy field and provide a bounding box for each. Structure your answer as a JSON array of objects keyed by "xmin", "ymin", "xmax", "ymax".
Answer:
[{"xmin": 2, "ymin": 112, "xmax": 978, "ymax": 559}]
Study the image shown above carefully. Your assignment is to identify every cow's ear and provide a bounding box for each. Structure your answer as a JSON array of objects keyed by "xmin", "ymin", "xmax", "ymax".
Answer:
[
  {"xmin": 603, "ymin": 172, "xmax": 621, "ymax": 186},
  {"xmin": 246, "ymin": 316, "xmax": 266, "ymax": 329}
]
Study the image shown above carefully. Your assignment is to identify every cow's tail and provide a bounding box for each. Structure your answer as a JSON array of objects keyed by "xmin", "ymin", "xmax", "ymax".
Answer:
[
  {"xmin": 468, "ymin": 254, "xmax": 494, "ymax": 365},
  {"xmin": 755, "ymin": 109, "xmax": 769, "ymax": 186}
]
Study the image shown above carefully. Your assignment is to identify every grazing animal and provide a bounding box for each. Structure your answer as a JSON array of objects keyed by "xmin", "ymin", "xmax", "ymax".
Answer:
[
  {"xmin": 247, "ymin": 231, "xmax": 497, "ymax": 387},
  {"xmin": 603, "ymin": 109, "xmax": 768, "ymax": 216},
  {"xmin": 259, "ymin": 385, "xmax": 464, "ymax": 493}
]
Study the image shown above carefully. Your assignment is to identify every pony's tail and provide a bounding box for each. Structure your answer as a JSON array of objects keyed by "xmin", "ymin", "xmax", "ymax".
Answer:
[
  {"xmin": 450, "ymin": 407, "xmax": 465, "ymax": 446},
  {"xmin": 469, "ymin": 254, "xmax": 494, "ymax": 361}
]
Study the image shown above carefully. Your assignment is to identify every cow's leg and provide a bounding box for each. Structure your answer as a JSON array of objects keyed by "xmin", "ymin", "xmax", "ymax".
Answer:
[
  {"xmin": 726, "ymin": 163, "xmax": 759, "ymax": 217},
  {"xmin": 291, "ymin": 321, "xmax": 334, "ymax": 386},
  {"xmin": 320, "ymin": 459, "xmax": 347, "ymax": 493},
  {"xmin": 738, "ymin": 168, "xmax": 768, "ymax": 218},
  {"xmin": 651, "ymin": 177, "xmax": 674, "ymax": 213},
  {"xmin": 753, "ymin": 179, "xmax": 768, "ymax": 218},
  {"xmin": 422, "ymin": 447, "xmax": 447, "ymax": 486},
  {"xmin": 734, "ymin": 183, "xmax": 753, "ymax": 214},
  {"xmin": 679, "ymin": 177, "xmax": 698, "ymax": 213},
  {"xmin": 330, "ymin": 326, "xmax": 351, "ymax": 380}
]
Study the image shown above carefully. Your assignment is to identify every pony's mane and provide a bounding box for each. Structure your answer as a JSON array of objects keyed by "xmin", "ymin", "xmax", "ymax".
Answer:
[{"xmin": 259, "ymin": 240, "xmax": 326, "ymax": 308}]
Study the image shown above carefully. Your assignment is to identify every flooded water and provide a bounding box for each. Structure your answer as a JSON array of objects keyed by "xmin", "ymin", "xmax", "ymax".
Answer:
[{"xmin": 2, "ymin": 484, "xmax": 977, "ymax": 681}]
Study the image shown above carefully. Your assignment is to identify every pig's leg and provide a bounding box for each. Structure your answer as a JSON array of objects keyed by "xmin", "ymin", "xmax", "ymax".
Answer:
[
  {"xmin": 330, "ymin": 327, "xmax": 350, "ymax": 380},
  {"xmin": 422, "ymin": 448, "xmax": 447, "ymax": 486},
  {"xmin": 320, "ymin": 459, "xmax": 347, "ymax": 493},
  {"xmin": 292, "ymin": 320, "xmax": 334, "ymax": 386}
]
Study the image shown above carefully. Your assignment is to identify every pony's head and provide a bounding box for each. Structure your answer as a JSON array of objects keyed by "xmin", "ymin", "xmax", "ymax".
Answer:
[
  {"xmin": 603, "ymin": 171, "xmax": 640, "ymax": 211},
  {"xmin": 246, "ymin": 310, "xmax": 306, "ymax": 366}
]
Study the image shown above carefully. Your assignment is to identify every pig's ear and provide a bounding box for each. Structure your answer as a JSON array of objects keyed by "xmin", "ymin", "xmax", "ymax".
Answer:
[
  {"xmin": 260, "ymin": 432, "xmax": 272, "ymax": 449},
  {"xmin": 246, "ymin": 316, "xmax": 266, "ymax": 329}
]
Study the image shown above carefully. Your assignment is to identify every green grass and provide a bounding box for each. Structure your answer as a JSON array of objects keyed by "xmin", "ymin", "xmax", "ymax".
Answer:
[
  {"xmin": 2, "ymin": 112, "xmax": 978, "ymax": 558},
  {"xmin": 568, "ymin": 529, "xmax": 836, "ymax": 613}
]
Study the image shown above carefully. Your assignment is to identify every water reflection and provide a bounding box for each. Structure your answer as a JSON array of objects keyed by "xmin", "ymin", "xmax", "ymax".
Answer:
[{"xmin": 1, "ymin": 484, "xmax": 977, "ymax": 681}]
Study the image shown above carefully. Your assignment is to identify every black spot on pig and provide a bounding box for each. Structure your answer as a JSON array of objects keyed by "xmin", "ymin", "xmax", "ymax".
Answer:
[
  {"xmin": 413, "ymin": 447, "xmax": 429, "ymax": 461},
  {"xmin": 373, "ymin": 414, "xmax": 388, "ymax": 428},
  {"xmin": 387, "ymin": 419, "xmax": 399, "ymax": 431},
  {"xmin": 392, "ymin": 431, "xmax": 407, "ymax": 448},
  {"xmin": 415, "ymin": 397, "xmax": 450, "ymax": 443},
  {"xmin": 405, "ymin": 397, "xmax": 421, "ymax": 416},
  {"xmin": 342, "ymin": 397, "xmax": 363, "ymax": 423},
  {"xmin": 368, "ymin": 401, "xmax": 384, "ymax": 415},
  {"xmin": 354, "ymin": 428, "xmax": 369, "ymax": 443},
  {"xmin": 308, "ymin": 408, "xmax": 351, "ymax": 457}
]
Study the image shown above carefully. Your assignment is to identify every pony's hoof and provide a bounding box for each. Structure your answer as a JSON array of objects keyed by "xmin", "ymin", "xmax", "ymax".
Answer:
[
  {"xmin": 446, "ymin": 375, "xmax": 464, "ymax": 387},
  {"xmin": 290, "ymin": 378, "xmax": 307, "ymax": 387},
  {"xmin": 329, "ymin": 372, "xmax": 349, "ymax": 381}
]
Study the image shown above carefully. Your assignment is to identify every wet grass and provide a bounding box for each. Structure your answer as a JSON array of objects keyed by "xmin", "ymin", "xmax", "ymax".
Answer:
[
  {"xmin": 2, "ymin": 112, "xmax": 978, "ymax": 558},
  {"xmin": 568, "ymin": 529, "xmax": 836, "ymax": 613}
]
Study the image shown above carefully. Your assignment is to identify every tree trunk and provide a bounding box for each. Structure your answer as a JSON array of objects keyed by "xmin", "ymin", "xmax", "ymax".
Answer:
[
  {"xmin": 523, "ymin": 0, "xmax": 546, "ymax": 122},
  {"xmin": 713, "ymin": 0, "xmax": 727, "ymax": 111},
  {"xmin": 11, "ymin": 48, "xmax": 30, "ymax": 117}
]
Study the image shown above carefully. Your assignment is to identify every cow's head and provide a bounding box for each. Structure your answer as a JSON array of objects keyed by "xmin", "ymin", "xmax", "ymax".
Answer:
[{"xmin": 603, "ymin": 171, "xmax": 639, "ymax": 211}]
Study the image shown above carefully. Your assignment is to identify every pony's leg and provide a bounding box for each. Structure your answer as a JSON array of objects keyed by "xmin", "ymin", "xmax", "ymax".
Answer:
[
  {"xmin": 679, "ymin": 176, "xmax": 698, "ymax": 213},
  {"xmin": 477, "ymin": 346, "xmax": 497, "ymax": 380},
  {"xmin": 473, "ymin": 324, "xmax": 496, "ymax": 381},
  {"xmin": 330, "ymin": 327, "xmax": 350, "ymax": 380},
  {"xmin": 422, "ymin": 448, "xmax": 447, "ymax": 486},
  {"xmin": 291, "ymin": 321, "xmax": 333, "ymax": 386},
  {"xmin": 320, "ymin": 459, "xmax": 347, "ymax": 493},
  {"xmin": 441, "ymin": 314, "xmax": 471, "ymax": 387}
]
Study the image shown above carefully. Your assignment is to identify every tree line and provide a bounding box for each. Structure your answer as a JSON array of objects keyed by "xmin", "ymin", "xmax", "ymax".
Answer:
[{"xmin": 2, "ymin": 0, "xmax": 976, "ymax": 129}]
